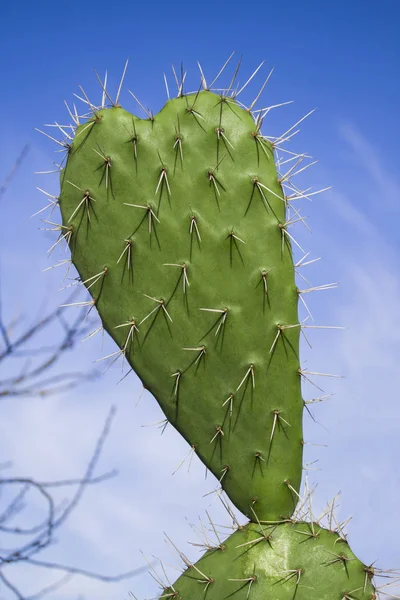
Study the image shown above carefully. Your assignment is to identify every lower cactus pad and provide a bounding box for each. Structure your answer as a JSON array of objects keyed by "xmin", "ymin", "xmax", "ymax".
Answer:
[{"xmin": 162, "ymin": 520, "xmax": 375, "ymax": 600}]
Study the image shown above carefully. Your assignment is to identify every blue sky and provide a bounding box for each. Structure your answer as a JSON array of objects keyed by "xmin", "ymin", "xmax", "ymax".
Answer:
[{"xmin": 0, "ymin": 1, "xmax": 399, "ymax": 598}]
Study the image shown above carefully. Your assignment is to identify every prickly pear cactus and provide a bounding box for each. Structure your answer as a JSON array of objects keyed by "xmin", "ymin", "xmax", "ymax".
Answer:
[
  {"xmin": 37, "ymin": 57, "xmax": 384, "ymax": 599},
  {"xmin": 162, "ymin": 521, "xmax": 376, "ymax": 600},
  {"xmin": 58, "ymin": 86, "xmax": 303, "ymax": 521}
]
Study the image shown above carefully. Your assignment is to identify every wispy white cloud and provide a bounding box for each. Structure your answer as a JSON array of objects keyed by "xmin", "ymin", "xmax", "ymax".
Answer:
[
  {"xmin": 298, "ymin": 123, "xmax": 400, "ymax": 590},
  {"xmin": 340, "ymin": 123, "xmax": 400, "ymax": 211}
]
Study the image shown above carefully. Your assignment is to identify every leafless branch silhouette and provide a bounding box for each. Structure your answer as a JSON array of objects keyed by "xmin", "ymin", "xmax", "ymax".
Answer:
[{"xmin": 0, "ymin": 151, "xmax": 146, "ymax": 598}]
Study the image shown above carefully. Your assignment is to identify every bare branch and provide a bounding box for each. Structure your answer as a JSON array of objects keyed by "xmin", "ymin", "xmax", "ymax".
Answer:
[
  {"xmin": 0, "ymin": 290, "xmax": 100, "ymax": 399},
  {"xmin": 0, "ymin": 406, "xmax": 146, "ymax": 597},
  {"xmin": 0, "ymin": 144, "xmax": 30, "ymax": 202}
]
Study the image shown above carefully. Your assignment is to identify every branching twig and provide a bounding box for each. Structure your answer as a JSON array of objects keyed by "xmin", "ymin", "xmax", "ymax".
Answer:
[
  {"xmin": 0, "ymin": 407, "xmax": 147, "ymax": 598},
  {"xmin": 0, "ymin": 289, "xmax": 100, "ymax": 398},
  {"xmin": 0, "ymin": 153, "xmax": 146, "ymax": 598},
  {"xmin": 0, "ymin": 144, "xmax": 30, "ymax": 202}
]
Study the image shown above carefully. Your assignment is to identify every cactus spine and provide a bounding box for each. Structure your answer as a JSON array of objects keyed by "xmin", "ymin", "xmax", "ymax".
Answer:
[{"xmin": 38, "ymin": 57, "xmax": 383, "ymax": 599}]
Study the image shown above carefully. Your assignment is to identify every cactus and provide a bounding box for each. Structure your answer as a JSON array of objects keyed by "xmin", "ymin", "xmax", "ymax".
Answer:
[
  {"xmin": 37, "ymin": 56, "xmax": 389, "ymax": 599},
  {"xmin": 56, "ymin": 77, "xmax": 303, "ymax": 522},
  {"xmin": 161, "ymin": 521, "xmax": 376, "ymax": 600}
]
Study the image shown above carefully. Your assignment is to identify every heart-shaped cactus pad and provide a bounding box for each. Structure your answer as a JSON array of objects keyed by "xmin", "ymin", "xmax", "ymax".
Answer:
[{"xmin": 58, "ymin": 89, "xmax": 304, "ymax": 520}]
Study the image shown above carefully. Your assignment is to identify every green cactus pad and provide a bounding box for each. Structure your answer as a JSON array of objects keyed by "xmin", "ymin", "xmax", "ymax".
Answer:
[
  {"xmin": 59, "ymin": 90, "xmax": 303, "ymax": 520},
  {"xmin": 161, "ymin": 521, "xmax": 376, "ymax": 600}
]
